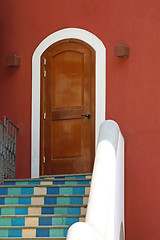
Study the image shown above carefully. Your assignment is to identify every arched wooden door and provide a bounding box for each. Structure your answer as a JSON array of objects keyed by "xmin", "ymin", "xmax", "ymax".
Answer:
[{"xmin": 40, "ymin": 39, "xmax": 95, "ymax": 175}]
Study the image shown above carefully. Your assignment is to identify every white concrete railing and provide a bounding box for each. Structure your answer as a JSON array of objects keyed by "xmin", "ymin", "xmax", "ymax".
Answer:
[{"xmin": 66, "ymin": 120, "xmax": 125, "ymax": 240}]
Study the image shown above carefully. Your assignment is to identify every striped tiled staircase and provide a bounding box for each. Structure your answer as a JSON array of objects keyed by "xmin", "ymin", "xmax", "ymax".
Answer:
[{"xmin": 0, "ymin": 174, "xmax": 91, "ymax": 239}]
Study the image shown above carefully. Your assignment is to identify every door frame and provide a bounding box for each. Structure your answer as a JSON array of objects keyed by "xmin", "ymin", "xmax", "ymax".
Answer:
[{"xmin": 31, "ymin": 28, "xmax": 106, "ymax": 178}]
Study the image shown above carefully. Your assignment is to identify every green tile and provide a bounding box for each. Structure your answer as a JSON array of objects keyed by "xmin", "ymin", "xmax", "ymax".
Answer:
[
  {"xmin": 52, "ymin": 217, "xmax": 65, "ymax": 226},
  {"xmin": 16, "ymin": 182, "xmax": 28, "ymax": 185},
  {"xmin": 57, "ymin": 197, "xmax": 70, "ymax": 205},
  {"xmin": 66, "ymin": 181, "xmax": 77, "ymax": 185},
  {"xmin": 60, "ymin": 187, "xmax": 73, "ymax": 194},
  {"xmin": 54, "ymin": 207, "xmax": 68, "ymax": 215},
  {"xmin": 0, "ymin": 229, "xmax": 8, "ymax": 237},
  {"xmin": 1, "ymin": 207, "xmax": 15, "ymax": 215},
  {"xmin": 65, "ymin": 176, "xmax": 75, "ymax": 180},
  {"xmin": 8, "ymin": 188, "xmax": 21, "ymax": 195},
  {"xmin": 0, "ymin": 218, "xmax": 11, "ymax": 226},
  {"xmin": 50, "ymin": 228, "xmax": 64, "ymax": 237},
  {"xmin": 5, "ymin": 197, "xmax": 18, "ymax": 205}
]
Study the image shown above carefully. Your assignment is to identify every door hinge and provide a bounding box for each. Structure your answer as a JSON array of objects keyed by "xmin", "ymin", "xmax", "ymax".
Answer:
[
  {"xmin": 43, "ymin": 156, "xmax": 46, "ymax": 164},
  {"xmin": 44, "ymin": 58, "xmax": 46, "ymax": 66},
  {"xmin": 44, "ymin": 112, "xmax": 46, "ymax": 120},
  {"xmin": 44, "ymin": 70, "xmax": 46, "ymax": 78}
]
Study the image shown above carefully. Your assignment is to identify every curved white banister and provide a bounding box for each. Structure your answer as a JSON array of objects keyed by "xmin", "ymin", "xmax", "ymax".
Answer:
[{"xmin": 66, "ymin": 120, "xmax": 125, "ymax": 240}]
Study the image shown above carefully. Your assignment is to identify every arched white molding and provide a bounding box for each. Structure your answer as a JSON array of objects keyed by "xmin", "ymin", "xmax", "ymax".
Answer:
[{"xmin": 31, "ymin": 28, "xmax": 106, "ymax": 178}]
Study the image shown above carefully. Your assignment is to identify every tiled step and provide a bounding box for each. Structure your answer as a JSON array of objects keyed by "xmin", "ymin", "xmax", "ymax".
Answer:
[
  {"xmin": 4, "ymin": 179, "xmax": 91, "ymax": 186},
  {"xmin": 0, "ymin": 225, "xmax": 69, "ymax": 238},
  {"xmin": 0, "ymin": 238, "xmax": 66, "ymax": 240},
  {"xmin": 0, "ymin": 215, "xmax": 85, "ymax": 227},
  {"xmin": 0, "ymin": 185, "xmax": 90, "ymax": 196},
  {"xmin": 40, "ymin": 173, "xmax": 92, "ymax": 180},
  {"xmin": 0, "ymin": 204, "xmax": 87, "ymax": 216},
  {"xmin": 0, "ymin": 194, "xmax": 89, "ymax": 206},
  {"xmin": 0, "ymin": 173, "xmax": 91, "ymax": 239},
  {"xmin": 1, "ymin": 238, "xmax": 66, "ymax": 240},
  {"xmin": 4, "ymin": 174, "xmax": 92, "ymax": 186}
]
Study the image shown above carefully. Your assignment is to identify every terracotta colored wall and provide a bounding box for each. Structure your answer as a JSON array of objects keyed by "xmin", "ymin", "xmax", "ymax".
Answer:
[{"xmin": 1, "ymin": 0, "xmax": 160, "ymax": 239}]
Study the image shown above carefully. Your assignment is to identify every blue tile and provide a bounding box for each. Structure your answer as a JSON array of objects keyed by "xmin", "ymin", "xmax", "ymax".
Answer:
[
  {"xmin": 53, "ymin": 181, "xmax": 65, "ymax": 185},
  {"xmin": 15, "ymin": 207, "xmax": 28, "ymax": 215},
  {"xmin": 0, "ymin": 188, "xmax": 8, "ymax": 195},
  {"xmin": 0, "ymin": 198, "xmax": 5, "ymax": 205},
  {"xmin": 42, "ymin": 207, "xmax": 54, "ymax": 214},
  {"xmin": 12, "ymin": 217, "xmax": 25, "ymax": 226},
  {"xmin": 18, "ymin": 197, "xmax": 31, "ymax": 205},
  {"xmin": 36, "ymin": 228, "xmax": 49, "ymax": 237},
  {"xmin": 73, "ymin": 187, "xmax": 85, "ymax": 195},
  {"xmin": 44, "ymin": 197, "xmax": 57, "ymax": 205},
  {"xmin": 39, "ymin": 217, "xmax": 52, "ymax": 226},
  {"xmin": 78, "ymin": 181, "xmax": 89, "ymax": 185},
  {"xmin": 47, "ymin": 187, "xmax": 59, "ymax": 195},
  {"xmin": 66, "ymin": 217, "xmax": 79, "ymax": 225},
  {"xmin": 68, "ymin": 207, "xmax": 80, "ymax": 215},
  {"xmin": 28, "ymin": 181, "xmax": 40, "ymax": 185},
  {"xmin": 70, "ymin": 197, "xmax": 83, "ymax": 205},
  {"xmin": 8, "ymin": 229, "xmax": 22, "ymax": 237},
  {"xmin": 75, "ymin": 176, "xmax": 86, "ymax": 179},
  {"xmin": 4, "ymin": 181, "xmax": 15, "ymax": 185},
  {"xmin": 64, "ymin": 228, "xmax": 68, "ymax": 237},
  {"xmin": 21, "ymin": 187, "xmax": 33, "ymax": 195}
]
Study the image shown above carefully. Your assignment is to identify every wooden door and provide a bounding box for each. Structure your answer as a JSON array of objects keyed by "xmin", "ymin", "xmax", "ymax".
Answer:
[{"xmin": 40, "ymin": 39, "xmax": 95, "ymax": 175}]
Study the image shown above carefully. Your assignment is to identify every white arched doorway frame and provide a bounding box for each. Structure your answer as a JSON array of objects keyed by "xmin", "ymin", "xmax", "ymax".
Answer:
[{"xmin": 31, "ymin": 28, "xmax": 106, "ymax": 178}]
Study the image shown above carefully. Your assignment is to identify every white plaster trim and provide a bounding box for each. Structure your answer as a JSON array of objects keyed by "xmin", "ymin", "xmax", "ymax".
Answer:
[{"xmin": 31, "ymin": 28, "xmax": 106, "ymax": 178}]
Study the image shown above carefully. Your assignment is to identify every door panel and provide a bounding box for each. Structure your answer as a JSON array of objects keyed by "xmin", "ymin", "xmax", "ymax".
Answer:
[
  {"xmin": 40, "ymin": 39, "xmax": 95, "ymax": 175},
  {"xmin": 52, "ymin": 51, "xmax": 83, "ymax": 109},
  {"xmin": 51, "ymin": 119, "xmax": 83, "ymax": 159}
]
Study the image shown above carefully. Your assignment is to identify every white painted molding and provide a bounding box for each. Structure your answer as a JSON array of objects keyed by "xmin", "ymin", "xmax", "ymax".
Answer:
[
  {"xmin": 66, "ymin": 120, "xmax": 125, "ymax": 240},
  {"xmin": 85, "ymin": 120, "xmax": 125, "ymax": 240},
  {"xmin": 31, "ymin": 28, "xmax": 106, "ymax": 178}
]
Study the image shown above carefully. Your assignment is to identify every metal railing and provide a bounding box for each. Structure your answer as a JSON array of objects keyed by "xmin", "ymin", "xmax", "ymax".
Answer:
[{"xmin": 0, "ymin": 117, "xmax": 18, "ymax": 184}]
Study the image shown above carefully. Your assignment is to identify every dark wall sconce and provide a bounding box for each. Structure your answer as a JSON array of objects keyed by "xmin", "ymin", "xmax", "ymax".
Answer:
[
  {"xmin": 6, "ymin": 55, "xmax": 21, "ymax": 67},
  {"xmin": 115, "ymin": 45, "xmax": 129, "ymax": 58}
]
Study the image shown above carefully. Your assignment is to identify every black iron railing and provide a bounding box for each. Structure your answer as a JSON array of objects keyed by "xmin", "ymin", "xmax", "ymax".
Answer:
[{"xmin": 0, "ymin": 117, "xmax": 18, "ymax": 183}]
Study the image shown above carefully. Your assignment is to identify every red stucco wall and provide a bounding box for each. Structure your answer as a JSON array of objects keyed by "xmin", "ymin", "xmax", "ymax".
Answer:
[{"xmin": 1, "ymin": 0, "xmax": 160, "ymax": 239}]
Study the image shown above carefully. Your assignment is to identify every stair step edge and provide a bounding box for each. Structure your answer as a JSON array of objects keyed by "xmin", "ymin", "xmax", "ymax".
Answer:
[
  {"xmin": 0, "ymin": 194, "xmax": 89, "ymax": 197},
  {"xmin": 0, "ymin": 204, "xmax": 87, "ymax": 207},
  {"xmin": 40, "ymin": 173, "xmax": 92, "ymax": 178},
  {"xmin": 0, "ymin": 238, "xmax": 66, "ymax": 240},
  {"xmin": 0, "ymin": 184, "xmax": 90, "ymax": 188},
  {"xmin": 4, "ymin": 173, "xmax": 92, "ymax": 182},
  {"xmin": 0, "ymin": 226, "xmax": 70, "ymax": 229},
  {"xmin": 0, "ymin": 214, "xmax": 85, "ymax": 218},
  {"xmin": 4, "ymin": 178, "xmax": 91, "ymax": 183}
]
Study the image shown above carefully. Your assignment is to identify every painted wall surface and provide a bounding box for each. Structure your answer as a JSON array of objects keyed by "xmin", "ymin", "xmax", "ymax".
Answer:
[{"xmin": 1, "ymin": 0, "xmax": 160, "ymax": 239}]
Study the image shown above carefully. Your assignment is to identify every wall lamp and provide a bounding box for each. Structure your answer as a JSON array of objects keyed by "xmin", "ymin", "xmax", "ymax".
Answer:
[
  {"xmin": 6, "ymin": 55, "xmax": 21, "ymax": 67},
  {"xmin": 115, "ymin": 45, "xmax": 129, "ymax": 58}
]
